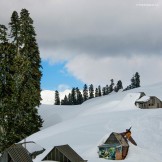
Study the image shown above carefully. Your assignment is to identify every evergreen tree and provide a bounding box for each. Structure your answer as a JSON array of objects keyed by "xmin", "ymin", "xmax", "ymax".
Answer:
[
  {"xmin": 134, "ymin": 72, "xmax": 140, "ymax": 88},
  {"xmin": 0, "ymin": 25, "xmax": 18, "ymax": 151},
  {"xmin": 9, "ymin": 11, "xmax": 20, "ymax": 55},
  {"xmin": 61, "ymin": 99, "xmax": 64, "ymax": 105},
  {"xmin": 55, "ymin": 90, "xmax": 60, "ymax": 105},
  {"xmin": 105, "ymin": 84, "xmax": 109, "ymax": 95},
  {"xmin": 131, "ymin": 75, "xmax": 136, "ymax": 89},
  {"xmin": 61, "ymin": 95, "xmax": 68, "ymax": 105},
  {"xmin": 95, "ymin": 88, "xmax": 99, "ymax": 97},
  {"xmin": 102, "ymin": 87, "xmax": 106, "ymax": 96},
  {"xmin": 124, "ymin": 72, "xmax": 140, "ymax": 91},
  {"xmin": 114, "ymin": 80, "xmax": 123, "ymax": 92},
  {"xmin": 0, "ymin": 25, "xmax": 8, "ymax": 43},
  {"xmin": 76, "ymin": 87, "xmax": 83, "ymax": 104},
  {"xmin": 89, "ymin": 84, "xmax": 94, "ymax": 99},
  {"xmin": 98, "ymin": 85, "xmax": 102, "ymax": 96},
  {"xmin": 109, "ymin": 79, "xmax": 114, "ymax": 93},
  {"xmin": 18, "ymin": 8, "xmax": 43, "ymax": 134},
  {"xmin": 83, "ymin": 84, "xmax": 88, "ymax": 101},
  {"xmin": 68, "ymin": 93, "xmax": 72, "ymax": 105},
  {"xmin": 71, "ymin": 88, "xmax": 77, "ymax": 105}
]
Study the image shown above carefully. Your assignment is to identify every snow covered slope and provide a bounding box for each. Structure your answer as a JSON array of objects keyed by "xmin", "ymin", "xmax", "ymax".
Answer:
[{"xmin": 26, "ymin": 83, "xmax": 162, "ymax": 162}]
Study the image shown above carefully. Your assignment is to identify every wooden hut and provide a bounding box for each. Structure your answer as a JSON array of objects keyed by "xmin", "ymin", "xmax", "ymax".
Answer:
[
  {"xmin": 0, "ymin": 144, "xmax": 33, "ymax": 162},
  {"xmin": 135, "ymin": 96, "xmax": 162, "ymax": 109},
  {"xmin": 98, "ymin": 132, "xmax": 129, "ymax": 160},
  {"xmin": 42, "ymin": 144, "xmax": 87, "ymax": 162}
]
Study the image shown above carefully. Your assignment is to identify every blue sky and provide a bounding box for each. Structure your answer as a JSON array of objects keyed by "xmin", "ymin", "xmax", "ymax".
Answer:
[{"xmin": 41, "ymin": 60, "xmax": 84, "ymax": 91}]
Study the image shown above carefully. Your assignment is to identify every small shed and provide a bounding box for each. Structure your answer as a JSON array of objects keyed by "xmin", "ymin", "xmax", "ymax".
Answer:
[
  {"xmin": 98, "ymin": 132, "xmax": 129, "ymax": 160},
  {"xmin": 135, "ymin": 96, "xmax": 162, "ymax": 109},
  {"xmin": 42, "ymin": 144, "xmax": 87, "ymax": 162},
  {"xmin": 0, "ymin": 144, "xmax": 33, "ymax": 162}
]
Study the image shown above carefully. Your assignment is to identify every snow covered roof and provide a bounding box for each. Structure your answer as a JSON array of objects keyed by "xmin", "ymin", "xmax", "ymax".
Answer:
[
  {"xmin": 20, "ymin": 141, "xmax": 45, "ymax": 155},
  {"xmin": 104, "ymin": 132, "xmax": 129, "ymax": 147},
  {"xmin": 43, "ymin": 144, "xmax": 86, "ymax": 162},
  {"xmin": 136, "ymin": 96, "xmax": 150, "ymax": 103}
]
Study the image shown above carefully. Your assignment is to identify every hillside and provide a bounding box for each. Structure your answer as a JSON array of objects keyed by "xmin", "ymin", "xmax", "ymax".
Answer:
[{"xmin": 26, "ymin": 83, "xmax": 162, "ymax": 162}]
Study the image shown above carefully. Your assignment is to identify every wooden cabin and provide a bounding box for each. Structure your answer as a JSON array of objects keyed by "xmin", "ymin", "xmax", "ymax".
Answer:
[
  {"xmin": 42, "ymin": 144, "xmax": 87, "ymax": 162},
  {"xmin": 98, "ymin": 132, "xmax": 129, "ymax": 160},
  {"xmin": 0, "ymin": 144, "xmax": 33, "ymax": 162},
  {"xmin": 135, "ymin": 96, "xmax": 162, "ymax": 109}
]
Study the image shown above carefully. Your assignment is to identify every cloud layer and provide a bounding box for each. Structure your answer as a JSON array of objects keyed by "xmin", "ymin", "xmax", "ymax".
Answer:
[
  {"xmin": 65, "ymin": 55, "xmax": 162, "ymax": 87},
  {"xmin": 0, "ymin": 0, "xmax": 161, "ymax": 87}
]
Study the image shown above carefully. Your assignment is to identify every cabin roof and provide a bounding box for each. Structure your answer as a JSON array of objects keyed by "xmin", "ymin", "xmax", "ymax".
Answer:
[
  {"xmin": 136, "ymin": 96, "xmax": 150, "ymax": 103},
  {"xmin": 42, "ymin": 144, "xmax": 85, "ymax": 162},
  {"xmin": 1, "ymin": 144, "xmax": 33, "ymax": 162},
  {"xmin": 105, "ymin": 132, "xmax": 129, "ymax": 147},
  {"xmin": 55, "ymin": 144, "xmax": 85, "ymax": 162}
]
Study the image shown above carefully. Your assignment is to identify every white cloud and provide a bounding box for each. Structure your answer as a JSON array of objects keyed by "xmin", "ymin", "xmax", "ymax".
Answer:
[
  {"xmin": 65, "ymin": 55, "xmax": 162, "ymax": 88},
  {"xmin": 1, "ymin": 0, "xmax": 162, "ymax": 60},
  {"xmin": 58, "ymin": 84, "xmax": 70, "ymax": 92}
]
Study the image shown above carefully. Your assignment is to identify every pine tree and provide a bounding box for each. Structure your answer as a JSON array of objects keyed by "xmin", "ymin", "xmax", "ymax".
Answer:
[
  {"xmin": 109, "ymin": 79, "xmax": 114, "ymax": 93},
  {"xmin": 9, "ymin": 11, "xmax": 20, "ymax": 55},
  {"xmin": 68, "ymin": 93, "xmax": 72, "ymax": 105},
  {"xmin": 76, "ymin": 87, "xmax": 83, "ymax": 104},
  {"xmin": 83, "ymin": 84, "xmax": 88, "ymax": 101},
  {"xmin": 114, "ymin": 80, "xmax": 123, "ymax": 92},
  {"xmin": 0, "ymin": 25, "xmax": 18, "ymax": 151},
  {"xmin": 55, "ymin": 90, "xmax": 60, "ymax": 105},
  {"xmin": 131, "ymin": 75, "xmax": 136, "ymax": 89},
  {"xmin": 0, "ymin": 25, "xmax": 8, "ymax": 42},
  {"xmin": 98, "ymin": 85, "xmax": 102, "ymax": 96},
  {"xmin": 134, "ymin": 72, "xmax": 140, "ymax": 88},
  {"xmin": 89, "ymin": 84, "xmax": 94, "ymax": 99},
  {"xmin": 102, "ymin": 87, "xmax": 106, "ymax": 96},
  {"xmin": 61, "ymin": 95, "xmax": 69, "ymax": 105},
  {"xmin": 95, "ymin": 88, "xmax": 99, "ymax": 97},
  {"xmin": 105, "ymin": 84, "xmax": 109, "ymax": 95},
  {"xmin": 63, "ymin": 95, "xmax": 68, "ymax": 105},
  {"xmin": 71, "ymin": 88, "xmax": 77, "ymax": 105},
  {"xmin": 18, "ymin": 9, "xmax": 43, "ymax": 135}
]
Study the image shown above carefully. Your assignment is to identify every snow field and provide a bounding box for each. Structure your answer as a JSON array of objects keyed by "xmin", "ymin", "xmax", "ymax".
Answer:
[{"xmin": 26, "ymin": 83, "xmax": 162, "ymax": 162}]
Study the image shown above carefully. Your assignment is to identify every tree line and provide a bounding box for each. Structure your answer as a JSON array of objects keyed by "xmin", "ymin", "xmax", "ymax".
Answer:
[
  {"xmin": 0, "ymin": 9, "xmax": 43, "ymax": 152},
  {"xmin": 54, "ymin": 72, "xmax": 140, "ymax": 105}
]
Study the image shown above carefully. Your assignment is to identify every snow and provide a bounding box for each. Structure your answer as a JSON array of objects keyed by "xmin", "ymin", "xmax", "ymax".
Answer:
[
  {"xmin": 136, "ymin": 96, "xmax": 150, "ymax": 102},
  {"xmin": 41, "ymin": 90, "xmax": 55, "ymax": 105},
  {"xmin": 21, "ymin": 142, "xmax": 44, "ymax": 154},
  {"xmin": 25, "ymin": 83, "xmax": 162, "ymax": 162}
]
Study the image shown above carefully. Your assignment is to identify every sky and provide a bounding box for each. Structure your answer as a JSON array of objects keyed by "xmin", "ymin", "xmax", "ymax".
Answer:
[{"xmin": 0, "ymin": 0, "xmax": 162, "ymax": 91}]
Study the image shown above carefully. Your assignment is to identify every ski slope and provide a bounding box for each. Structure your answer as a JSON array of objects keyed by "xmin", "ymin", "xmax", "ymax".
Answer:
[{"xmin": 26, "ymin": 83, "xmax": 162, "ymax": 162}]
